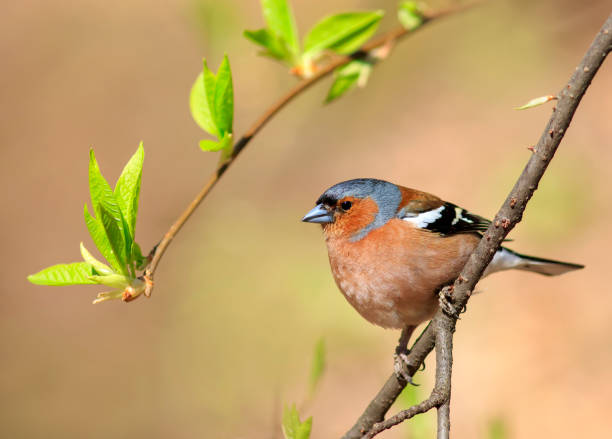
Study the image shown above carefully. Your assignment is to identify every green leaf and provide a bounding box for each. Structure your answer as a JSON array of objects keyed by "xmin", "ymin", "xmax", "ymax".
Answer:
[
  {"xmin": 261, "ymin": 0, "xmax": 300, "ymax": 60},
  {"xmin": 303, "ymin": 11, "xmax": 383, "ymax": 58},
  {"xmin": 244, "ymin": 28, "xmax": 273, "ymax": 49},
  {"xmin": 199, "ymin": 139, "xmax": 221, "ymax": 151},
  {"xmin": 190, "ymin": 71, "xmax": 218, "ymax": 138},
  {"xmin": 326, "ymin": 72, "xmax": 359, "ymax": 102},
  {"xmin": 99, "ymin": 204, "xmax": 128, "ymax": 275},
  {"xmin": 99, "ymin": 194, "xmax": 131, "ymax": 273},
  {"xmin": 327, "ymin": 20, "xmax": 380, "ymax": 55},
  {"xmin": 89, "ymin": 150, "xmax": 131, "ymax": 247},
  {"xmin": 515, "ymin": 95, "xmax": 557, "ymax": 110},
  {"xmin": 114, "ymin": 142, "xmax": 144, "ymax": 238},
  {"xmin": 213, "ymin": 55, "xmax": 234, "ymax": 136},
  {"xmin": 132, "ymin": 242, "xmax": 147, "ymax": 270},
  {"xmin": 325, "ymin": 60, "xmax": 372, "ymax": 102},
  {"xmin": 190, "ymin": 57, "xmax": 234, "ymax": 145},
  {"xmin": 87, "ymin": 150, "xmax": 132, "ymax": 272},
  {"xmin": 80, "ymin": 242, "xmax": 113, "ymax": 275},
  {"xmin": 309, "ymin": 338, "xmax": 325, "ymax": 395},
  {"xmin": 28, "ymin": 262, "xmax": 97, "ymax": 286},
  {"xmin": 202, "ymin": 59, "xmax": 218, "ymax": 125},
  {"xmin": 199, "ymin": 132, "xmax": 233, "ymax": 152},
  {"xmin": 398, "ymin": 1, "xmax": 424, "ymax": 31},
  {"xmin": 244, "ymin": 28, "xmax": 288, "ymax": 61},
  {"xmin": 84, "ymin": 204, "xmax": 123, "ymax": 274},
  {"xmin": 282, "ymin": 405, "xmax": 312, "ymax": 439},
  {"xmin": 88, "ymin": 149, "xmax": 115, "ymax": 219},
  {"xmin": 89, "ymin": 274, "xmax": 130, "ymax": 289}
]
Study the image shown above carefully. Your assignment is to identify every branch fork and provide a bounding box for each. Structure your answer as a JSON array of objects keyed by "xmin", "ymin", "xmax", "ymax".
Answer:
[{"xmin": 344, "ymin": 13, "xmax": 612, "ymax": 439}]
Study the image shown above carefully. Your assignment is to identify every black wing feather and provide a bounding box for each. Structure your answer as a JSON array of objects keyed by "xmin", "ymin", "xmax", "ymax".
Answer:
[
  {"xmin": 401, "ymin": 202, "xmax": 491, "ymax": 236},
  {"xmin": 432, "ymin": 203, "xmax": 490, "ymax": 235}
]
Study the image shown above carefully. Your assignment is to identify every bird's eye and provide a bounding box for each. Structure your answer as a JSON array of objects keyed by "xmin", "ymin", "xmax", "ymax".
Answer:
[{"xmin": 340, "ymin": 200, "xmax": 352, "ymax": 211}]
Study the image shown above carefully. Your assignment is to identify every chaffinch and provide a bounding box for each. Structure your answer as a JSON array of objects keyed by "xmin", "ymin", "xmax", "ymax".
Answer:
[{"xmin": 302, "ymin": 178, "xmax": 583, "ymax": 366}]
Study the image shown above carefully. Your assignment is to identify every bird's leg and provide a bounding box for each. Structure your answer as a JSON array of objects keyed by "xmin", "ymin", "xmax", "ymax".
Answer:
[
  {"xmin": 438, "ymin": 285, "xmax": 461, "ymax": 319},
  {"xmin": 393, "ymin": 325, "xmax": 417, "ymax": 385}
]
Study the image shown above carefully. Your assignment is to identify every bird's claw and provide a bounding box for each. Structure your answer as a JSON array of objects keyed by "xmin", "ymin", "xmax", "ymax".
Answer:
[
  {"xmin": 393, "ymin": 352, "xmax": 419, "ymax": 386},
  {"xmin": 438, "ymin": 288, "xmax": 461, "ymax": 319}
]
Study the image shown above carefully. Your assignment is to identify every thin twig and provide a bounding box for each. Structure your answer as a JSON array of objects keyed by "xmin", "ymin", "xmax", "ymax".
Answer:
[
  {"xmin": 344, "ymin": 12, "xmax": 612, "ymax": 439},
  {"xmin": 365, "ymin": 393, "xmax": 442, "ymax": 438},
  {"xmin": 141, "ymin": 3, "xmax": 477, "ymax": 297}
]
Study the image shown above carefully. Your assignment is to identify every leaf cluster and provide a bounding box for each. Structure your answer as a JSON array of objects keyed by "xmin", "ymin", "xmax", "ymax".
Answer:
[
  {"xmin": 189, "ymin": 0, "xmax": 426, "ymax": 158},
  {"xmin": 28, "ymin": 145, "xmax": 147, "ymax": 304},
  {"xmin": 245, "ymin": 0, "xmax": 383, "ymax": 70},
  {"xmin": 244, "ymin": 0, "xmax": 390, "ymax": 101}
]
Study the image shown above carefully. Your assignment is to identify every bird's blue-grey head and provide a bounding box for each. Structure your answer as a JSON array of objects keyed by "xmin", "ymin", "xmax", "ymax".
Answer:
[{"xmin": 301, "ymin": 178, "xmax": 402, "ymax": 241}]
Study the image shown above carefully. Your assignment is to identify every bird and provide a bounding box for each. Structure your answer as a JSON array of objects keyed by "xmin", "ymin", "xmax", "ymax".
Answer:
[{"xmin": 302, "ymin": 178, "xmax": 583, "ymax": 379}]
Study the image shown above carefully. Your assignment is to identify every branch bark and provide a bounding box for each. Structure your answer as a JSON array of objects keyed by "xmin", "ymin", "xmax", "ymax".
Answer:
[
  {"xmin": 345, "ymin": 12, "xmax": 612, "ymax": 439},
  {"xmin": 141, "ymin": 4, "xmax": 477, "ymax": 297}
]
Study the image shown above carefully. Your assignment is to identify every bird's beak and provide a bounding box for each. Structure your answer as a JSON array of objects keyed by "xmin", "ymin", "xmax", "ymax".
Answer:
[{"xmin": 302, "ymin": 204, "xmax": 333, "ymax": 224}]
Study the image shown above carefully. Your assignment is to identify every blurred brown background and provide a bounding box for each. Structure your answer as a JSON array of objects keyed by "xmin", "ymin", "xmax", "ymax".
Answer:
[{"xmin": 2, "ymin": 0, "xmax": 611, "ymax": 437}]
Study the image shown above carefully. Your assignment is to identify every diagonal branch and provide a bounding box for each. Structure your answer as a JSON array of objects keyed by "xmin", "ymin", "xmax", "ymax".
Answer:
[
  {"xmin": 141, "ymin": 3, "xmax": 478, "ymax": 297},
  {"xmin": 344, "ymin": 12, "xmax": 612, "ymax": 439}
]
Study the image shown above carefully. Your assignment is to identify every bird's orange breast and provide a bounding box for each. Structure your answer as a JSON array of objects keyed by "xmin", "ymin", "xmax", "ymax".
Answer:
[{"xmin": 324, "ymin": 219, "xmax": 479, "ymax": 329}]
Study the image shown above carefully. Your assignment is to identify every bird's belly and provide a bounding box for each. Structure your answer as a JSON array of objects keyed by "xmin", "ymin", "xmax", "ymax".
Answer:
[
  {"xmin": 330, "ymin": 261, "xmax": 439, "ymax": 329},
  {"xmin": 324, "ymin": 222, "xmax": 478, "ymax": 329}
]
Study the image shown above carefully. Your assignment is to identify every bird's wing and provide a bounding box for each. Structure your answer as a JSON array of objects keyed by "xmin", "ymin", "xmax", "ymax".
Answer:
[{"xmin": 396, "ymin": 189, "xmax": 491, "ymax": 236}]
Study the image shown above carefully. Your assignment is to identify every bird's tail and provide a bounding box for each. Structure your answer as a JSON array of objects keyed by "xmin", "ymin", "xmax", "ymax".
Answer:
[{"xmin": 484, "ymin": 247, "xmax": 584, "ymax": 277}]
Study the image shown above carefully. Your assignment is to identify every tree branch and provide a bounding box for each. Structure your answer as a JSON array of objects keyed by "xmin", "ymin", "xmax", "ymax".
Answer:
[
  {"xmin": 141, "ymin": 3, "xmax": 477, "ymax": 297},
  {"xmin": 344, "ymin": 12, "xmax": 612, "ymax": 439}
]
